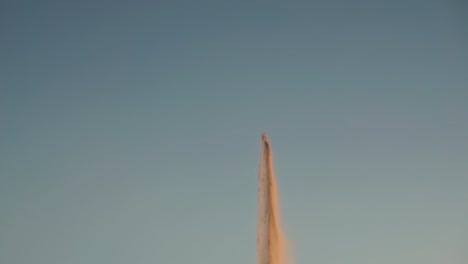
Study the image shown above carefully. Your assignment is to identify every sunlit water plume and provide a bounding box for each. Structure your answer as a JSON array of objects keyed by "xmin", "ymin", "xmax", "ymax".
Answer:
[{"xmin": 257, "ymin": 133, "xmax": 291, "ymax": 264}]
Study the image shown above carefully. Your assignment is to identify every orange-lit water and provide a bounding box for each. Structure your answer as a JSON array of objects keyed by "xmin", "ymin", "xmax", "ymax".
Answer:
[{"xmin": 257, "ymin": 133, "xmax": 291, "ymax": 264}]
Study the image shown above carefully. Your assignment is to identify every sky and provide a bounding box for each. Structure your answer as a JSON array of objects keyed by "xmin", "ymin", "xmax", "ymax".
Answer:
[{"xmin": 1, "ymin": 0, "xmax": 468, "ymax": 263}]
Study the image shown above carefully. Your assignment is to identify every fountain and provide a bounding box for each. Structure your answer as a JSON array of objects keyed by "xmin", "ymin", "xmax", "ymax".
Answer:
[{"xmin": 257, "ymin": 133, "xmax": 291, "ymax": 264}]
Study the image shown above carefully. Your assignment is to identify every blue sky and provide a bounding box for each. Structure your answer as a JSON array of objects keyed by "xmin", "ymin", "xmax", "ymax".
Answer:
[{"xmin": 1, "ymin": 1, "xmax": 468, "ymax": 263}]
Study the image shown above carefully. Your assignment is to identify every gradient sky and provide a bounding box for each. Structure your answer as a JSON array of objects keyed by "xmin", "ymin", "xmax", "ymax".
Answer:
[{"xmin": 1, "ymin": 1, "xmax": 468, "ymax": 263}]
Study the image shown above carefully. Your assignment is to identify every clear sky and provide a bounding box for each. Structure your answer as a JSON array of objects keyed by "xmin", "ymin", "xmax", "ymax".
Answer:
[{"xmin": 1, "ymin": 1, "xmax": 467, "ymax": 263}]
